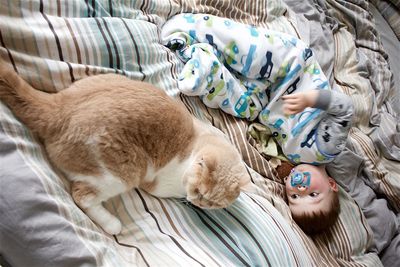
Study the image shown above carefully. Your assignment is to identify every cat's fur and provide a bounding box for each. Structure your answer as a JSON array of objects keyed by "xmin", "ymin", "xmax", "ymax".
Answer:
[{"xmin": 0, "ymin": 62, "xmax": 251, "ymax": 235}]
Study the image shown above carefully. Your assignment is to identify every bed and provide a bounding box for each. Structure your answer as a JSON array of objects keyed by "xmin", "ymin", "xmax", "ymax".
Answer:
[{"xmin": 0, "ymin": 0, "xmax": 399, "ymax": 266}]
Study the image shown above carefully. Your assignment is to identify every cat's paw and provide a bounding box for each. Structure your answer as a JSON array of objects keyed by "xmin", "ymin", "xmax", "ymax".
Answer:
[{"xmin": 102, "ymin": 217, "xmax": 122, "ymax": 235}]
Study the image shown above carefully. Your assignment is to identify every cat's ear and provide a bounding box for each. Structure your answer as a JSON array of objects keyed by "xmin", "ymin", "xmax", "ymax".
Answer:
[{"xmin": 196, "ymin": 154, "xmax": 217, "ymax": 174}]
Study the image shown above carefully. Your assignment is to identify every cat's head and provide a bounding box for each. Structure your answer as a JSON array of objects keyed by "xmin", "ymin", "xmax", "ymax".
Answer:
[{"xmin": 183, "ymin": 134, "xmax": 252, "ymax": 209}]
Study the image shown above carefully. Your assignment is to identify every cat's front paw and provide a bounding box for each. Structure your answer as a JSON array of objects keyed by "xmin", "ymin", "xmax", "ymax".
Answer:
[{"xmin": 102, "ymin": 217, "xmax": 122, "ymax": 235}]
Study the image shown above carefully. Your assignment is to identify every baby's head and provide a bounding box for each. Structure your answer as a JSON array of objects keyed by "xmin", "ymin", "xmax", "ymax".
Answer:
[{"xmin": 284, "ymin": 164, "xmax": 340, "ymax": 235}]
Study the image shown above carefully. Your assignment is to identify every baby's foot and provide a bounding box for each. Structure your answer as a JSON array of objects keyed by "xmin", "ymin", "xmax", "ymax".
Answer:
[{"xmin": 178, "ymin": 43, "xmax": 221, "ymax": 96}]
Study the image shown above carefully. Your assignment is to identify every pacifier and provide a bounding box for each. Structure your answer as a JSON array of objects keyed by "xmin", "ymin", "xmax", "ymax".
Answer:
[{"xmin": 290, "ymin": 169, "xmax": 311, "ymax": 189}]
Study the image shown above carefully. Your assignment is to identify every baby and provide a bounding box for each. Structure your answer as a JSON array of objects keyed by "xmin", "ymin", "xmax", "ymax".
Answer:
[
  {"xmin": 282, "ymin": 90, "xmax": 342, "ymax": 235},
  {"xmin": 161, "ymin": 13, "xmax": 353, "ymax": 235}
]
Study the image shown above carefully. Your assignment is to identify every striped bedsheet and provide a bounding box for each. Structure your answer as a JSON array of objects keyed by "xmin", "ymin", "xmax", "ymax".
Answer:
[{"xmin": 1, "ymin": 0, "xmax": 398, "ymax": 266}]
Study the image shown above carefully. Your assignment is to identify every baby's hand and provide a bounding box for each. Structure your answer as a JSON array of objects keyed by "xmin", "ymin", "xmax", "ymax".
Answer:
[{"xmin": 282, "ymin": 90, "xmax": 319, "ymax": 115}]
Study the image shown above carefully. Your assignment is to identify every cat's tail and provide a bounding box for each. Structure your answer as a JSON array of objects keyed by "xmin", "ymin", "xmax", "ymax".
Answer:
[{"xmin": 0, "ymin": 61, "xmax": 57, "ymax": 137}]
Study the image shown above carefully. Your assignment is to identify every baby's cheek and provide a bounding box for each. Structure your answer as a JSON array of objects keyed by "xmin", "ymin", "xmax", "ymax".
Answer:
[{"xmin": 309, "ymin": 178, "xmax": 327, "ymax": 191}]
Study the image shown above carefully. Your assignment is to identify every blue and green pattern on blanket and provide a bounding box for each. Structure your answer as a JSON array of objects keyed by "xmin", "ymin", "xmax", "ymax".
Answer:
[{"xmin": 161, "ymin": 13, "xmax": 337, "ymax": 164}]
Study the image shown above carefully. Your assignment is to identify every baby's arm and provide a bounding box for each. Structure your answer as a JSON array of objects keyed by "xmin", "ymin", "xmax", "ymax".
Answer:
[
  {"xmin": 283, "ymin": 89, "xmax": 353, "ymax": 157},
  {"xmin": 282, "ymin": 89, "xmax": 353, "ymax": 118},
  {"xmin": 282, "ymin": 90, "xmax": 319, "ymax": 115},
  {"xmin": 177, "ymin": 43, "xmax": 266, "ymax": 120}
]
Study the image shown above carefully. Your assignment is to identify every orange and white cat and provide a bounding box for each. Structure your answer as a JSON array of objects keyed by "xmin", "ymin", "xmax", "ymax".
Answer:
[{"xmin": 0, "ymin": 62, "xmax": 252, "ymax": 235}]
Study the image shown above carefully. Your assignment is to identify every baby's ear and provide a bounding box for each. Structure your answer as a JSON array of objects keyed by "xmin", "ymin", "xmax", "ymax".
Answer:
[{"xmin": 328, "ymin": 177, "xmax": 338, "ymax": 192}]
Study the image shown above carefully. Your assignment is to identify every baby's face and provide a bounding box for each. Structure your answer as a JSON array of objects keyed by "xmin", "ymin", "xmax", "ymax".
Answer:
[{"xmin": 285, "ymin": 164, "xmax": 337, "ymax": 216}]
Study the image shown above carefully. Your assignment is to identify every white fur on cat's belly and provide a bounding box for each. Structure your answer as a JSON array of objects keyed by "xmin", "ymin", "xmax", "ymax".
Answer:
[
  {"xmin": 144, "ymin": 155, "xmax": 195, "ymax": 198},
  {"xmin": 65, "ymin": 155, "xmax": 193, "ymax": 234},
  {"xmin": 68, "ymin": 168, "xmax": 127, "ymax": 202}
]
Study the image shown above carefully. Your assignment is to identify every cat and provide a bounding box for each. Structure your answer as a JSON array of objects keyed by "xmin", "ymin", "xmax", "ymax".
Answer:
[{"xmin": 0, "ymin": 62, "xmax": 252, "ymax": 235}]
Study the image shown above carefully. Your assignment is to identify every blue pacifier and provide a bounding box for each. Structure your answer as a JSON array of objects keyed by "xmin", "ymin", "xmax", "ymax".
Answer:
[{"xmin": 290, "ymin": 170, "xmax": 311, "ymax": 188}]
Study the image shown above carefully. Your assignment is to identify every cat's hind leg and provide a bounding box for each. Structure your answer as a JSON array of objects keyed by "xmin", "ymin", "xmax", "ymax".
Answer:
[
  {"xmin": 85, "ymin": 204, "xmax": 122, "ymax": 235},
  {"xmin": 71, "ymin": 180, "xmax": 125, "ymax": 235}
]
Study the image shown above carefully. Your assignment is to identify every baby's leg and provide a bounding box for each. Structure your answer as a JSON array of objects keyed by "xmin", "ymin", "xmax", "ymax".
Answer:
[
  {"xmin": 179, "ymin": 43, "xmax": 265, "ymax": 120},
  {"xmin": 178, "ymin": 43, "xmax": 221, "ymax": 96}
]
